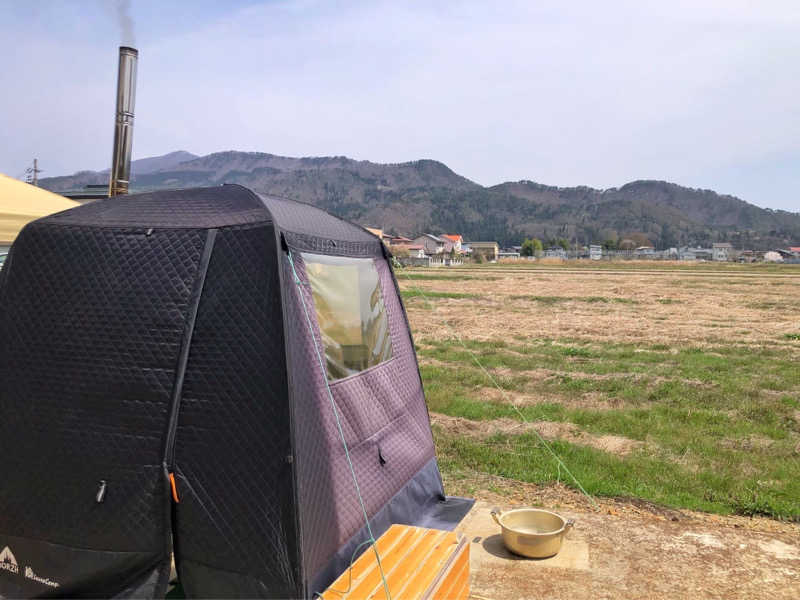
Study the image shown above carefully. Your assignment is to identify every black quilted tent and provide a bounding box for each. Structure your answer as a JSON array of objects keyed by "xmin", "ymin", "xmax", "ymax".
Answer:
[{"xmin": 0, "ymin": 185, "xmax": 472, "ymax": 598}]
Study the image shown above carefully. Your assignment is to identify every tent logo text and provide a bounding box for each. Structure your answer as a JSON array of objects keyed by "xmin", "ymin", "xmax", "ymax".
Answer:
[
  {"xmin": 0, "ymin": 546, "xmax": 18, "ymax": 574},
  {"xmin": 24, "ymin": 567, "xmax": 59, "ymax": 588}
]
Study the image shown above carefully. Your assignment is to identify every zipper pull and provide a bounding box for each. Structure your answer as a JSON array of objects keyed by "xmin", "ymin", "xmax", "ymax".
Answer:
[
  {"xmin": 169, "ymin": 472, "xmax": 180, "ymax": 503},
  {"xmin": 96, "ymin": 480, "xmax": 107, "ymax": 503}
]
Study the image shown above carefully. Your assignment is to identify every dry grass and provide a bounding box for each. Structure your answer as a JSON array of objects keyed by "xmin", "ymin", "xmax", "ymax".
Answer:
[
  {"xmin": 430, "ymin": 412, "xmax": 644, "ymax": 456},
  {"xmin": 398, "ymin": 263, "xmax": 800, "ymax": 520},
  {"xmin": 399, "ymin": 266, "xmax": 800, "ymax": 347}
]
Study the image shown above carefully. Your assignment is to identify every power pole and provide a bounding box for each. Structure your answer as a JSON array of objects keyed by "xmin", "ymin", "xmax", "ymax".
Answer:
[{"xmin": 25, "ymin": 159, "xmax": 42, "ymax": 186}]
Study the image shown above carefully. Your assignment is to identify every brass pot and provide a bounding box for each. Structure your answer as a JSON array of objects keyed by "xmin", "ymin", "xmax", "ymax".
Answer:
[{"xmin": 491, "ymin": 507, "xmax": 574, "ymax": 558}]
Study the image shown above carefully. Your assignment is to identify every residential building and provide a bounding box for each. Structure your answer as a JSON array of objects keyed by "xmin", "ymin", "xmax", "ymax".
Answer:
[
  {"xmin": 712, "ymin": 242, "xmax": 733, "ymax": 261},
  {"xmin": 764, "ymin": 251, "xmax": 784, "ymax": 263},
  {"xmin": 738, "ymin": 250, "xmax": 756, "ymax": 263},
  {"xmin": 396, "ymin": 255, "xmax": 433, "ymax": 267},
  {"xmin": 388, "ymin": 235, "xmax": 413, "ymax": 246},
  {"xmin": 393, "ymin": 244, "xmax": 426, "ymax": 258},
  {"xmin": 544, "ymin": 247, "xmax": 567, "ymax": 259},
  {"xmin": 690, "ymin": 247, "xmax": 713, "ymax": 260},
  {"xmin": 413, "ymin": 234, "xmax": 446, "ymax": 255},
  {"xmin": 589, "ymin": 244, "xmax": 602, "ymax": 260},
  {"xmin": 441, "ymin": 234, "xmax": 463, "ymax": 253},
  {"xmin": 469, "ymin": 241, "xmax": 500, "ymax": 261}
]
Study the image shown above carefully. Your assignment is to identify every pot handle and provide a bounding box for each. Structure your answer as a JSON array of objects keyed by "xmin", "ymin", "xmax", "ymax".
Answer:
[
  {"xmin": 564, "ymin": 518, "xmax": 575, "ymax": 533},
  {"xmin": 490, "ymin": 508, "xmax": 503, "ymax": 527}
]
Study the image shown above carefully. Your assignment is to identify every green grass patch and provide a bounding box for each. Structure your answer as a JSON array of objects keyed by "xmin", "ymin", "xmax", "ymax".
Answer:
[
  {"xmin": 784, "ymin": 333, "xmax": 800, "ymax": 341},
  {"xmin": 421, "ymin": 336, "xmax": 800, "ymax": 520},
  {"xmin": 433, "ymin": 430, "xmax": 800, "ymax": 520}
]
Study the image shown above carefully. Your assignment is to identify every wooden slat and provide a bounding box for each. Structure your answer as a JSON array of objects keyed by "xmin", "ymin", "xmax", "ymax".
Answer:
[
  {"xmin": 321, "ymin": 525, "xmax": 470, "ymax": 600},
  {"xmin": 430, "ymin": 541, "xmax": 470, "ymax": 600},
  {"xmin": 339, "ymin": 526, "xmax": 431, "ymax": 600},
  {"xmin": 320, "ymin": 525, "xmax": 411, "ymax": 600},
  {"xmin": 446, "ymin": 557, "xmax": 470, "ymax": 600},
  {"xmin": 398, "ymin": 532, "xmax": 460, "ymax": 599},
  {"xmin": 367, "ymin": 528, "xmax": 445, "ymax": 600},
  {"xmin": 451, "ymin": 573, "xmax": 470, "ymax": 600}
]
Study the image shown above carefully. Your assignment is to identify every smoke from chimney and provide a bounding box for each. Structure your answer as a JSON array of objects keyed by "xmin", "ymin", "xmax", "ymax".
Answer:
[{"xmin": 115, "ymin": 0, "xmax": 136, "ymax": 46}]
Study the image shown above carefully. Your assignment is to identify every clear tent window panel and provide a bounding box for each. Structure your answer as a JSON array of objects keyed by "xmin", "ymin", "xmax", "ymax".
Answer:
[{"xmin": 302, "ymin": 253, "xmax": 393, "ymax": 380}]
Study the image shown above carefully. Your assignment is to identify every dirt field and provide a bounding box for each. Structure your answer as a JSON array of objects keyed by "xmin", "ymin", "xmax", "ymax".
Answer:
[{"xmin": 397, "ymin": 262, "xmax": 800, "ymax": 598}]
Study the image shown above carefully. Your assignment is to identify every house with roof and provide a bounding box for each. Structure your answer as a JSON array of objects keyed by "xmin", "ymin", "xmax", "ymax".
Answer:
[
  {"xmin": 498, "ymin": 248, "xmax": 521, "ymax": 259},
  {"xmin": 544, "ymin": 246, "xmax": 567, "ymax": 259},
  {"xmin": 441, "ymin": 234, "xmax": 463, "ymax": 253},
  {"xmin": 634, "ymin": 246, "xmax": 656, "ymax": 258},
  {"xmin": 775, "ymin": 248, "xmax": 800, "ymax": 263},
  {"xmin": 469, "ymin": 241, "xmax": 500, "ymax": 261},
  {"xmin": 712, "ymin": 242, "xmax": 733, "ymax": 261},
  {"xmin": 413, "ymin": 234, "xmax": 446, "ymax": 255},
  {"xmin": 388, "ymin": 235, "xmax": 413, "ymax": 246},
  {"xmin": 392, "ymin": 244, "xmax": 426, "ymax": 258}
]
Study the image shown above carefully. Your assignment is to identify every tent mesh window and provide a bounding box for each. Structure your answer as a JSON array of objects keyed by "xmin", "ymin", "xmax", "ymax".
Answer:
[{"xmin": 301, "ymin": 253, "xmax": 393, "ymax": 380}]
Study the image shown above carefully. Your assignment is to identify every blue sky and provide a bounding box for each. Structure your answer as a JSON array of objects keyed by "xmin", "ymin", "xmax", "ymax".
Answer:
[{"xmin": 1, "ymin": 0, "xmax": 798, "ymax": 212}]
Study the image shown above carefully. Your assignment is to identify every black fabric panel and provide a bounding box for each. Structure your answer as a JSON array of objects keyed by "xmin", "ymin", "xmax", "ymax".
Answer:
[
  {"xmin": 174, "ymin": 223, "xmax": 299, "ymax": 598},
  {"xmin": 0, "ymin": 223, "xmax": 205, "ymax": 597},
  {"xmin": 0, "ymin": 532, "xmax": 169, "ymax": 599},
  {"xmin": 176, "ymin": 558, "xmax": 295, "ymax": 600},
  {"xmin": 163, "ymin": 229, "xmax": 218, "ymax": 469},
  {"xmin": 257, "ymin": 195, "xmax": 377, "ymax": 244},
  {"xmin": 41, "ymin": 185, "xmax": 269, "ymax": 229},
  {"xmin": 281, "ymin": 232, "xmax": 384, "ymax": 259}
]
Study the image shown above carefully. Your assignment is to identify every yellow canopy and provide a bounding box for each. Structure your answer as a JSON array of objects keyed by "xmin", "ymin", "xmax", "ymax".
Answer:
[{"xmin": 0, "ymin": 173, "xmax": 78, "ymax": 245}]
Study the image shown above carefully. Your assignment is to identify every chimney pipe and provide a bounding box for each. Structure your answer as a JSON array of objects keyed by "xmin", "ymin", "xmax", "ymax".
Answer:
[{"xmin": 109, "ymin": 46, "xmax": 138, "ymax": 196}]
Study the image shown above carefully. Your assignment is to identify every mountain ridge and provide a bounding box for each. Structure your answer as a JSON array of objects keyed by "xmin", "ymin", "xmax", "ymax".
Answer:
[{"xmin": 38, "ymin": 150, "xmax": 799, "ymax": 249}]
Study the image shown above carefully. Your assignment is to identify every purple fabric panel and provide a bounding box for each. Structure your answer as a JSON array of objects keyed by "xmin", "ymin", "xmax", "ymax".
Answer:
[
  {"xmin": 284, "ymin": 253, "xmax": 438, "ymax": 586},
  {"xmin": 283, "ymin": 255, "xmax": 349, "ymax": 585}
]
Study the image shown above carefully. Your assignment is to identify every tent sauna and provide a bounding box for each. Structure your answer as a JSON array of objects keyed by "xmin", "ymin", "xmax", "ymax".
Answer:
[{"xmin": 0, "ymin": 185, "xmax": 471, "ymax": 598}]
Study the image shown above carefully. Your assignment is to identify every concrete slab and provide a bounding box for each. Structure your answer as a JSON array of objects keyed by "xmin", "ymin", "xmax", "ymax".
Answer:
[
  {"xmin": 457, "ymin": 506, "xmax": 590, "ymax": 572},
  {"xmin": 456, "ymin": 501, "xmax": 800, "ymax": 600}
]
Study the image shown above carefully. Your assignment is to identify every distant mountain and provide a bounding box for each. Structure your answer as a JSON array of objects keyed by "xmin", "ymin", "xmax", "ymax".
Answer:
[
  {"xmin": 39, "ymin": 150, "xmax": 800, "ymax": 249},
  {"xmin": 130, "ymin": 150, "xmax": 198, "ymax": 175},
  {"xmin": 39, "ymin": 151, "xmax": 199, "ymax": 190}
]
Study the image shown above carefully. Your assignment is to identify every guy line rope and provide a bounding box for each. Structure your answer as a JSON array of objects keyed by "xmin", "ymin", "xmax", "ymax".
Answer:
[{"xmin": 288, "ymin": 251, "xmax": 392, "ymax": 600}]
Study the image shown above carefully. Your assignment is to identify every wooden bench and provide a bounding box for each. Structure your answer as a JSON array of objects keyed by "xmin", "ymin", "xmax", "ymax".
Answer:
[{"xmin": 319, "ymin": 524, "xmax": 470, "ymax": 600}]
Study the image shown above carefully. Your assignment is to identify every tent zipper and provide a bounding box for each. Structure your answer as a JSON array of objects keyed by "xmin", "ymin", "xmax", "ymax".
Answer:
[{"xmin": 163, "ymin": 229, "xmax": 217, "ymax": 473}]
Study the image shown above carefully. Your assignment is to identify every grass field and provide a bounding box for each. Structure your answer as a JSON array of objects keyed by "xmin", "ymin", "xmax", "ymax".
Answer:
[{"xmin": 396, "ymin": 261, "xmax": 800, "ymax": 521}]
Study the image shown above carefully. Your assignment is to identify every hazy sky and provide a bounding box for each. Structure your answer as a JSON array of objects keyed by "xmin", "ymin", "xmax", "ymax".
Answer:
[{"xmin": 1, "ymin": 0, "xmax": 798, "ymax": 212}]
